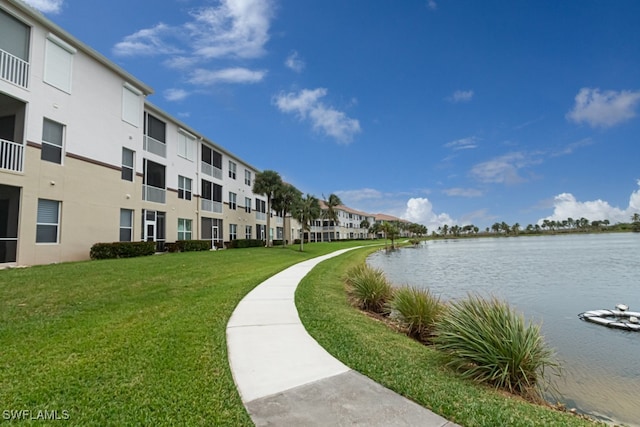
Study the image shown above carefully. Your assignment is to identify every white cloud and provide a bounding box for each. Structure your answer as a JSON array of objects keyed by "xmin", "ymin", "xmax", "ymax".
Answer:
[
  {"xmin": 335, "ymin": 188, "xmax": 383, "ymax": 203},
  {"xmin": 113, "ymin": 23, "xmax": 184, "ymax": 57},
  {"xmin": 444, "ymin": 136, "xmax": 478, "ymax": 151},
  {"xmin": 566, "ymin": 87, "xmax": 640, "ymax": 128},
  {"xmin": 540, "ymin": 181, "xmax": 640, "ymax": 224},
  {"xmin": 443, "ymin": 187, "xmax": 483, "ymax": 197},
  {"xmin": 21, "ymin": 0, "xmax": 63, "ymax": 14},
  {"xmin": 470, "ymin": 152, "xmax": 532, "ymax": 184},
  {"xmin": 427, "ymin": 0, "xmax": 438, "ymax": 10},
  {"xmin": 188, "ymin": 67, "xmax": 266, "ymax": 85},
  {"xmin": 273, "ymin": 88, "xmax": 361, "ymax": 144},
  {"xmin": 551, "ymin": 138, "xmax": 594, "ymax": 157},
  {"xmin": 403, "ymin": 198, "xmax": 454, "ymax": 231},
  {"xmin": 164, "ymin": 88, "xmax": 190, "ymax": 102},
  {"xmin": 447, "ymin": 90, "xmax": 474, "ymax": 103},
  {"xmin": 285, "ymin": 51, "xmax": 305, "ymax": 73}
]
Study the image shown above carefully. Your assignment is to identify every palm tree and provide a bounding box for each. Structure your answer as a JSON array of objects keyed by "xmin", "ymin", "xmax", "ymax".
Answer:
[
  {"xmin": 360, "ymin": 219, "xmax": 370, "ymax": 238},
  {"xmin": 294, "ymin": 194, "xmax": 321, "ymax": 251},
  {"xmin": 369, "ymin": 222, "xmax": 383, "ymax": 239},
  {"xmin": 252, "ymin": 170, "xmax": 283, "ymax": 246},
  {"xmin": 381, "ymin": 221, "xmax": 399, "ymax": 249},
  {"xmin": 322, "ymin": 194, "xmax": 342, "ymax": 241},
  {"xmin": 272, "ymin": 183, "xmax": 302, "ymax": 247}
]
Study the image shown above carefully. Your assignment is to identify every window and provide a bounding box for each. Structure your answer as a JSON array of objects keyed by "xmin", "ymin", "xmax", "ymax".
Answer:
[
  {"xmin": 0, "ymin": 9, "xmax": 30, "ymax": 88},
  {"xmin": 41, "ymin": 118, "xmax": 64, "ymax": 164},
  {"xmin": 201, "ymin": 145, "xmax": 222, "ymax": 179},
  {"xmin": 178, "ymin": 175, "xmax": 192, "ymax": 200},
  {"xmin": 256, "ymin": 199, "xmax": 266, "ymax": 213},
  {"xmin": 44, "ymin": 34, "xmax": 75, "ymax": 93},
  {"xmin": 229, "ymin": 224, "xmax": 237, "ymax": 240},
  {"xmin": 244, "ymin": 169, "xmax": 251, "ymax": 186},
  {"xmin": 178, "ymin": 218, "xmax": 192, "ymax": 240},
  {"xmin": 122, "ymin": 84, "xmax": 142, "ymax": 127},
  {"xmin": 229, "ymin": 192, "xmax": 236, "ymax": 210},
  {"xmin": 229, "ymin": 161, "xmax": 237, "ymax": 179},
  {"xmin": 256, "ymin": 224, "xmax": 266, "ymax": 240},
  {"xmin": 36, "ymin": 199, "xmax": 60, "ymax": 243},
  {"xmin": 244, "ymin": 197, "xmax": 251, "ymax": 213},
  {"xmin": 245, "ymin": 225, "xmax": 252, "ymax": 240},
  {"xmin": 120, "ymin": 209, "xmax": 133, "ymax": 241},
  {"xmin": 144, "ymin": 113, "xmax": 166, "ymax": 157},
  {"xmin": 201, "ymin": 179, "xmax": 222, "ymax": 213},
  {"xmin": 177, "ymin": 129, "xmax": 195, "ymax": 161},
  {"xmin": 277, "ymin": 227, "xmax": 283, "ymax": 240},
  {"xmin": 121, "ymin": 148, "xmax": 134, "ymax": 181},
  {"xmin": 143, "ymin": 159, "xmax": 166, "ymax": 203}
]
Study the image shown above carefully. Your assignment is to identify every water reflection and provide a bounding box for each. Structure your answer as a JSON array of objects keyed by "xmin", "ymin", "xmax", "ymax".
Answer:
[{"xmin": 367, "ymin": 234, "xmax": 640, "ymax": 426}]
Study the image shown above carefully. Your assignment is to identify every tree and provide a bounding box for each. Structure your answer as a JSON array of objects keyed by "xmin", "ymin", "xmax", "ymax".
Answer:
[
  {"xmin": 294, "ymin": 194, "xmax": 321, "ymax": 251},
  {"xmin": 632, "ymin": 213, "xmax": 640, "ymax": 232},
  {"xmin": 360, "ymin": 219, "xmax": 370, "ymax": 238},
  {"xmin": 369, "ymin": 221, "xmax": 383, "ymax": 239},
  {"xmin": 272, "ymin": 183, "xmax": 302, "ymax": 247},
  {"xmin": 381, "ymin": 221, "xmax": 399, "ymax": 249},
  {"xmin": 322, "ymin": 194, "xmax": 342, "ymax": 241},
  {"xmin": 252, "ymin": 170, "xmax": 283, "ymax": 247}
]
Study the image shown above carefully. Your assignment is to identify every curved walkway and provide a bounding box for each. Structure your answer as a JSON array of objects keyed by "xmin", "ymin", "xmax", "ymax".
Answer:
[{"xmin": 226, "ymin": 248, "xmax": 459, "ymax": 426}]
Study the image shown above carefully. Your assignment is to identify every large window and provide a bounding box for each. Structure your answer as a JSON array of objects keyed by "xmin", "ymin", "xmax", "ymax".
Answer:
[
  {"xmin": 245, "ymin": 197, "xmax": 251, "ymax": 213},
  {"xmin": 229, "ymin": 224, "xmax": 237, "ymax": 240},
  {"xmin": 41, "ymin": 118, "xmax": 64, "ymax": 164},
  {"xmin": 36, "ymin": 199, "xmax": 60, "ymax": 243},
  {"xmin": 0, "ymin": 9, "xmax": 30, "ymax": 88},
  {"xmin": 120, "ymin": 209, "xmax": 133, "ymax": 241},
  {"xmin": 229, "ymin": 192, "xmax": 236, "ymax": 210},
  {"xmin": 143, "ymin": 159, "xmax": 166, "ymax": 203},
  {"xmin": 44, "ymin": 34, "xmax": 75, "ymax": 93},
  {"xmin": 122, "ymin": 84, "xmax": 142, "ymax": 127},
  {"xmin": 144, "ymin": 113, "xmax": 166, "ymax": 157},
  {"xmin": 177, "ymin": 129, "xmax": 195, "ymax": 161},
  {"xmin": 201, "ymin": 179, "xmax": 222, "ymax": 213},
  {"xmin": 178, "ymin": 218, "xmax": 192, "ymax": 240},
  {"xmin": 178, "ymin": 175, "xmax": 192, "ymax": 200},
  {"xmin": 229, "ymin": 160, "xmax": 237, "ymax": 179},
  {"xmin": 244, "ymin": 169, "xmax": 251, "ymax": 186},
  {"xmin": 121, "ymin": 148, "xmax": 134, "ymax": 181},
  {"xmin": 245, "ymin": 225, "xmax": 252, "ymax": 240},
  {"xmin": 201, "ymin": 145, "xmax": 222, "ymax": 179}
]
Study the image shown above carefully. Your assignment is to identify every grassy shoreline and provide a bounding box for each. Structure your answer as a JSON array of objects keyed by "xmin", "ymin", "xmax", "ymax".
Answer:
[{"xmin": 296, "ymin": 246, "xmax": 600, "ymax": 427}]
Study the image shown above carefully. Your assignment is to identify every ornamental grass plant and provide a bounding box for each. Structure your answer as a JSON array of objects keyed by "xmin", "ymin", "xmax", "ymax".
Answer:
[
  {"xmin": 387, "ymin": 286, "xmax": 442, "ymax": 343},
  {"xmin": 344, "ymin": 264, "xmax": 393, "ymax": 314},
  {"xmin": 435, "ymin": 294, "xmax": 559, "ymax": 399}
]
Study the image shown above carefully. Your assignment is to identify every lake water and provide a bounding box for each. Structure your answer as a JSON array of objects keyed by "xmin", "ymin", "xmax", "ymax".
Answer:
[{"xmin": 367, "ymin": 233, "xmax": 640, "ymax": 426}]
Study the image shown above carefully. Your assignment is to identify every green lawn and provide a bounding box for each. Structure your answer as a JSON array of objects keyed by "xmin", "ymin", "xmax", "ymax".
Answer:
[
  {"xmin": 0, "ymin": 242, "xmax": 369, "ymax": 426},
  {"xmin": 296, "ymin": 247, "xmax": 601, "ymax": 427}
]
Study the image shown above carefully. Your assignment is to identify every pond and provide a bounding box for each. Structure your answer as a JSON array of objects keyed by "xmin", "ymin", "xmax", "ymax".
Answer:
[{"xmin": 367, "ymin": 233, "xmax": 640, "ymax": 426}]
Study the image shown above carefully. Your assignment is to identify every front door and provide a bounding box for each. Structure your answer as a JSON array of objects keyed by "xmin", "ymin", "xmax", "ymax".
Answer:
[{"xmin": 144, "ymin": 210, "xmax": 156, "ymax": 242}]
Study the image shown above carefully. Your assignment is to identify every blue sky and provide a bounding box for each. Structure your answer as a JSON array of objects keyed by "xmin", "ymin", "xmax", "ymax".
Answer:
[{"xmin": 28, "ymin": 0, "xmax": 640, "ymax": 231}]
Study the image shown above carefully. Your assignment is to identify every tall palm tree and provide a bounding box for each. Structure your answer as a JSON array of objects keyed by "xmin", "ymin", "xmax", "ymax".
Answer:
[
  {"xmin": 322, "ymin": 193, "xmax": 342, "ymax": 241},
  {"xmin": 294, "ymin": 194, "xmax": 321, "ymax": 251},
  {"xmin": 272, "ymin": 183, "xmax": 302, "ymax": 247},
  {"xmin": 252, "ymin": 170, "xmax": 283, "ymax": 246},
  {"xmin": 360, "ymin": 219, "xmax": 370, "ymax": 238}
]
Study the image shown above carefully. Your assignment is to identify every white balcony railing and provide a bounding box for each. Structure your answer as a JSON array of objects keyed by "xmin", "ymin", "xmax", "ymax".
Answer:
[
  {"xmin": 0, "ymin": 138, "xmax": 24, "ymax": 173},
  {"xmin": 0, "ymin": 49, "xmax": 29, "ymax": 89},
  {"xmin": 143, "ymin": 135, "xmax": 166, "ymax": 158},
  {"xmin": 201, "ymin": 199, "xmax": 222, "ymax": 213},
  {"xmin": 201, "ymin": 161, "xmax": 222, "ymax": 180},
  {"xmin": 256, "ymin": 212, "xmax": 267, "ymax": 221},
  {"xmin": 143, "ymin": 185, "xmax": 166, "ymax": 204}
]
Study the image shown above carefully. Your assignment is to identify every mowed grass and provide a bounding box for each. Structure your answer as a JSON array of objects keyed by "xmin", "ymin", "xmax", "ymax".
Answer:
[
  {"xmin": 0, "ymin": 242, "xmax": 370, "ymax": 426},
  {"xmin": 296, "ymin": 247, "xmax": 600, "ymax": 427}
]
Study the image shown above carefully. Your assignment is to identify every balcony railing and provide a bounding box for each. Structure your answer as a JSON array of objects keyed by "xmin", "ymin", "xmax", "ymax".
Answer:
[
  {"xmin": 0, "ymin": 49, "xmax": 29, "ymax": 89},
  {"xmin": 255, "ymin": 212, "xmax": 266, "ymax": 221},
  {"xmin": 143, "ymin": 135, "xmax": 166, "ymax": 158},
  {"xmin": 0, "ymin": 138, "xmax": 24, "ymax": 173},
  {"xmin": 201, "ymin": 199, "xmax": 222, "ymax": 213},
  {"xmin": 142, "ymin": 185, "xmax": 166, "ymax": 203},
  {"xmin": 201, "ymin": 161, "xmax": 222, "ymax": 180}
]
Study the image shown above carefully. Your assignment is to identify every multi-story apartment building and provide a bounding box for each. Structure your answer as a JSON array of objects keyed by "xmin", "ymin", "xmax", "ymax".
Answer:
[{"xmin": 0, "ymin": 0, "xmax": 272, "ymax": 266}]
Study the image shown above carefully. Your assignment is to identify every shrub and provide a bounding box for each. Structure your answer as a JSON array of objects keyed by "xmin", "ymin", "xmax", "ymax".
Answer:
[
  {"xmin": 435, "ymin": 294, "xmax": 559, "ymax": 398},
  {"xmin": 167, "ymin": 240, "xmax": 211, "ymax": 252},
  {"xmin": 90, "ymin": 242, "xmax": 156, "ymax": 260},
  {"xmin": 226, "ymin": 239, "xmax": 264, "ymax": 249},
  {"xmin": 387, "ymin": 286, "xmax": 442, "ymax": 342},
  {"xmin": 344, "ymin": 264, "xmax": 393, "ymax": 314}
]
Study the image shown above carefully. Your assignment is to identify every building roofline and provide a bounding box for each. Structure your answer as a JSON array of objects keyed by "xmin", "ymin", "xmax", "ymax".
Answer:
[{"xmin": 5, "ymin": 0, "xmax": 154, "ymax": 95}]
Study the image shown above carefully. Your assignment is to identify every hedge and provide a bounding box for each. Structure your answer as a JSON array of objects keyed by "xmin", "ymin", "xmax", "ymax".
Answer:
[
  {"xmin": 166, "ymin": 240, "xmax": 211, "ymax": 253},
  {"xmin": 90, "ymin": 242, "xmax": 156, "ymax": 260},
  {"xmin": 225, "ymin": 239, "xmax": 265, "ymax": 249}
]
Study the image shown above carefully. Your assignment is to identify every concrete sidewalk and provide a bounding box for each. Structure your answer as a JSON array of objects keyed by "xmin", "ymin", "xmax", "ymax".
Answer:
[{"xmin": 226, "ymin": 248, "xmax": 459, "ymax": 426}]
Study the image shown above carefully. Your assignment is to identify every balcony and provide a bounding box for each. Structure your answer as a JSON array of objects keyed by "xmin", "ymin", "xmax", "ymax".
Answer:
[
  {"xmin": 0, "ymin": 138, "xmax": 24, "ymax": 173},
  {"xmin": 0, "ymin": 49, "xmax": 29, "ymax": 89},
  {"xmin": 201, "ymin": 199, "xmax": 222, "ymax": 213},
  {"xmin": 201, "ymin": 161, "xmax": 222, "ymax": 180},
  {"xmin": 143, "ymin": 185, "xmax": 166, "ymax": 204},
  {"xmin": 256, "ymin": 212, "xmax": 266, "ymax": 221},
  {"xmin": 143, "ymin": 135, "xmax": 166, "ymax": 158}
]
